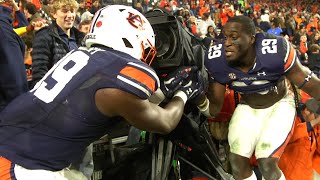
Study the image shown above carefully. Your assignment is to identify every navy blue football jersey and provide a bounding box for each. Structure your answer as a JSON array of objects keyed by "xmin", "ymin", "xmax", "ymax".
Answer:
[
  {"xmin": 0, "ymin": 47, "xmax": 159, "ymax": 170},
  {"xmin": 204, "ymin": 33, "xmax": 296, "ymax": 94}
]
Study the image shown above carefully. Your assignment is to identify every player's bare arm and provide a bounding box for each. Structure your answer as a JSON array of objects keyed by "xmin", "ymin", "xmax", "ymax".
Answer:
[
  {"xmin": 206, "ymin": 82, "xmax": 226, "ymax": 117},
  {"xmin": 95, "ymin": 88, "xmax": 185, "ymax": 134},
  {"xmin": 286, "ymin": 55, "xmax": 320, "ymax": 100}
]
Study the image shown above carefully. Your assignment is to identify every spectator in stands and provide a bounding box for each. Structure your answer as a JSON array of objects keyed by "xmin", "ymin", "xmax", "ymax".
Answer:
[
  {"xmin": 279, "ymin": 97, "xmax": 320, "ymax": 180},
  {"xmin": 197, "ymin": 12, "xmax": 216, "ymax": 38},
  {"xmin": 77, "ymin": 19, "xmax": 91, "ymax": 35},
  {"xmin": 23, "ymin": 34, "xmax": 33, "ymax": 86},
  {"xmin": 220, "ymin": 3, "xmax": 234, "ymax": 27},
  {"xmin": 26, "ymin": 0, "xmax": 41, "ymax": 10},
  {"xmin": 259, "ymin": 9, "xmax": 271, "ymax": 32},
  {"xmin": 77, "ymin": 0, "xmax": 86, "ymax": 16},
  {"xmin": 23, "ymin": 2, "xmax": 40, "ymax": 22},
  {"xmin": 9, "ymin": 0, "xmax": 29, "ymax": 28},
  {"xmin": 134, "ymin": 2, "xmax": 143, "ymax": 13},
  {"xmin": 300, "ymin": 16, "xmax": 308, "ymax": 30},
  {"xmin": 31, "ymin": 0, "xmax": 85, "ymax": 87},
  {"xmin": 40, "ymin": 0, "xmax": 51, "ymax": 15},
  {"xmin": 313, "ymin": 110, "xmax": 320, "ymax": 178},
  {"xmin": 278, "ymin": 12, "xmax": 286, "ymax": 33},
  {"xmin": 142, "ymin": 0, "xmax": 149, "ymax": 12},
  {"xmin": 310, "ymin": 31, "xmax": 320, "ymax": 46},
  {"xmin": 38, "ymin": 0, "xmax": 52, "ymax": 24},
  {"xmin": 285, "ymin": 14, "xmax": 296, "ymax": 38},
  {"xmin": 89, "ymin": 0, "xmax": 100, "ymax": 15},
  {"xmin": 306, "ymin": 18, "xmax": 317, "ymax": 36},
  {"xmin": 80, "ymin": 6, "xmax": 94, "ymax": 22},
  {"xmin": 267, "ymin": 17, "xmax": 283, "ymax": 36},
  {"xmin": 294, "ymin": 12, "xmax": 303, "ymax": 30},
  {"xmin": 292, "ymin": 25, "xmax": 310, "ymax": 46},
  {"xmin": 206, "ymin": 25, "xmax": 217, "ymax": 39},
  {"xmin": 308, "ymin": 44, "xmax": 320, "ymax": 77},
  {"xmin": 298, "ymin": 33, "xmax": 310, "ymax": 63},
  {"xmin": 186, "ymin": 15, "xmax": 197, "ymax": 35},
  {"xmin": 0, "ymin": 3, "xmax": 28, "ymax": 112}
]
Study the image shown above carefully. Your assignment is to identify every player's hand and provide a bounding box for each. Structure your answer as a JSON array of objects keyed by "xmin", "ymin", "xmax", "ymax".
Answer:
[
  {"xmin": 175, "ymin": 70, "xmax": 205, "ymax": 101},
  {"xmin": 160, "ymin": 66, "xmax": 198, "ymax": 98}
]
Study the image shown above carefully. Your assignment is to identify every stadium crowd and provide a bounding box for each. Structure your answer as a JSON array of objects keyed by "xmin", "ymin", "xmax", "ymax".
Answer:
[{"xmin": 0, "ymin": 0, "xmax": 320, "ymax": 179}]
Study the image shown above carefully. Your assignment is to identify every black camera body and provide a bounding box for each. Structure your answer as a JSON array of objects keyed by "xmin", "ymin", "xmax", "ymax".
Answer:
[{"xmin": 144, "ymin": 9, "xmax": 207, "ymax": 78}]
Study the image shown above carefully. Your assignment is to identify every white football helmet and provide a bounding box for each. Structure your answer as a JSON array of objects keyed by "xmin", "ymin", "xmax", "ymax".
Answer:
[{"xmin": 85, "ymin": 5, "xmax": 157, "ymax": 65}]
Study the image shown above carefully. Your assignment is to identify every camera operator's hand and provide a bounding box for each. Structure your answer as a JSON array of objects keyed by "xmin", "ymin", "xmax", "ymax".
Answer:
[
  {"xmin": 160, "ymin": 66, "xmax": 198, "ymax": 98},
  {"xmin": 173, "ymin": 70, "xmax": 205, "ymax": 103}
]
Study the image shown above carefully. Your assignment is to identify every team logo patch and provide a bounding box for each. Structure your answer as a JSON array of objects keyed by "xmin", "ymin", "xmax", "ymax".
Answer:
[
  {"xmin": 257, "ymin": 71, "xmax": 266, "ymax": 76},
  {"xmin": 228, "ymin": 73, "xmax": 236, "ymax": 80},
  {"xmin": 127, "ymin": 12, "xmax": 145, "ymax": 30}
]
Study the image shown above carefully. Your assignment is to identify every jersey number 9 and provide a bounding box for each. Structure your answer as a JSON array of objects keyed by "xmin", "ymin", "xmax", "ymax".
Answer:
[{"xmin": 31, "ymin": 51, "xmax": 89, "ymax": 103}]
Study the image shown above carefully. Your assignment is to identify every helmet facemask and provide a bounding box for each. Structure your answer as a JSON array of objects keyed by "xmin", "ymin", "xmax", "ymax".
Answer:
[{"xmin": 141, "ymin": 39, "xmax": 157, "ymax": 66}]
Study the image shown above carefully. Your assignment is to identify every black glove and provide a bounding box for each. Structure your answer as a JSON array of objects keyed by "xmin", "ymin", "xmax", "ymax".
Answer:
[
  {"xmin": 174, "ymin": 70, "xmax": 206, "ymax": 102},
  {"xmin": 160, "ymin": 66, "xmax": 198, "ymax": 98}
]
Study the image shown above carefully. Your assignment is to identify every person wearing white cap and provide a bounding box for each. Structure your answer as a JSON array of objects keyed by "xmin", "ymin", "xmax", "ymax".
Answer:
[{"xmin": 80, "ymin": 7, "xmax": 94, "ymax": 22}]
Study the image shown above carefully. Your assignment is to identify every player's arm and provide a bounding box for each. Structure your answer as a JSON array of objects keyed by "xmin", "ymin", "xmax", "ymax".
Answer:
[
  {"xmin": 208, "ymin": 82, "xmax": 226, "ymax": 117},
  {"xmin": 95, "ymin": 88, "xmax": 185, "ymax": 134},
  {"xmin": 285, "ymin": 49, "xmax": 320, "ymax": 101},
  {"xmin": 198, "ymin": 81, "xmax": 226, "ymax": 118}
]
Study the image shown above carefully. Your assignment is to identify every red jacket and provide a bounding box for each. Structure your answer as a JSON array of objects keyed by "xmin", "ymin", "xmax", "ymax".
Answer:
[
  {"xmin": 312, "ymin": 125, "xmax": 320, "ymax": 174},
  {"xmin": 278, "ymin": 117, "xmax": 317, "ymax": 180}
]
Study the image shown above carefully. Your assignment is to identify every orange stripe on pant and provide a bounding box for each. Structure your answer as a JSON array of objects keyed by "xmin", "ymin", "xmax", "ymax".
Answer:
[
  {"xmin": 0, "ymin": 156, "xmax": 15, "ymax": 180},
  {"xmin": 271, "ymin": 121, "xmax": 295, "ymax": 158}
]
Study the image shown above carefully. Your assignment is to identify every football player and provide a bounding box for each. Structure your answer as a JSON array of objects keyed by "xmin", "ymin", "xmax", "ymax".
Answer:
[
  {"xmin": 199, "ymin": 15, "xmax": 320, "ymax": 180},
  {"xmin": 0, "ymin": 5, "xmax": 203, "ymax": 179}
]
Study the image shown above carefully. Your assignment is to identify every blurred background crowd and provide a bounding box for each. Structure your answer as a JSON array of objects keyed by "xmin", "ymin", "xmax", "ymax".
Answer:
[{"xmin": 1, "ymin": 0, "xmax": 319, "ymax": 89}]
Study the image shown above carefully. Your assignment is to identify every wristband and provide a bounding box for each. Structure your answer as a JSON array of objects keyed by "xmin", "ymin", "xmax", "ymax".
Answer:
[
  {"xmin": 298, "ymin": 71, "xmax": 313, "ymax": 89},
  {"xmin": 198, "ymin": 97, "xmax": 209, "ymax": 109},
  {"xmin": 173, "ymin": 91, "xmax": 188, "ymax": 104},
  {"xmin": 197, "ymin": 97, "xmax": 213, "ymax": 117}
]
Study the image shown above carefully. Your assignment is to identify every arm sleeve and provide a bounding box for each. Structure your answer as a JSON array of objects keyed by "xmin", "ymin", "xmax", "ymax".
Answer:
[
  {"xmin": 0, "ymin": 6, "xmax": 28, "ymax": 110},
  {"xmin": 283, "ymin": 38, "xmax": 297, "ymax": 73},
  {"xmin": 116, "ymin": 62, "xmax": 159, "ymax": 99},
  {"xmin": 14, "ymin": 10, "xmax": 29, "ymax": 28}
]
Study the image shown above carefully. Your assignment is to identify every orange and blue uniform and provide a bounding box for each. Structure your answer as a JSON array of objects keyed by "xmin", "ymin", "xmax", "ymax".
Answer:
[{"xmin": 0, "ymin": 46, "xmax": 159, "ymax": 175}]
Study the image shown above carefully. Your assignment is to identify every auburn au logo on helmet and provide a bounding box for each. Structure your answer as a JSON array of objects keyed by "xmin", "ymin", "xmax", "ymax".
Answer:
[{"xmin": 127, "ymin": 12, "xmax": 145, "ymax": 30}]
